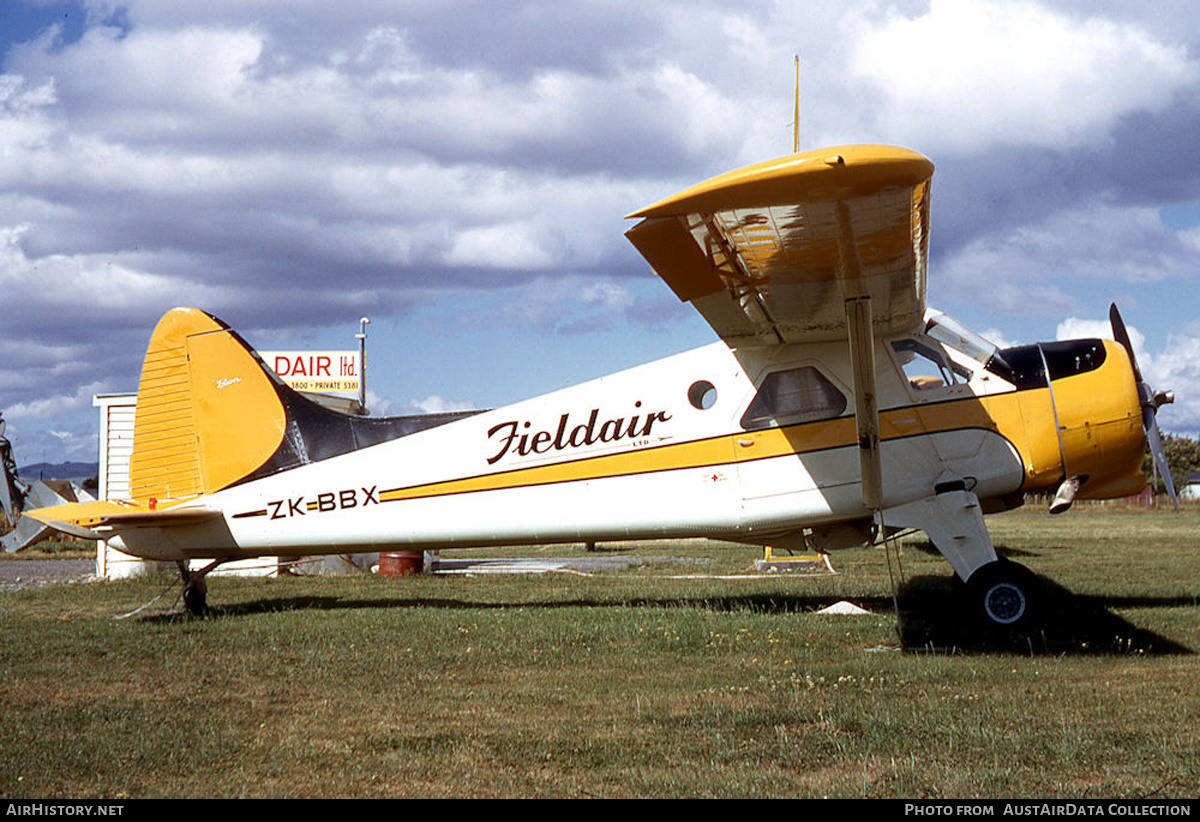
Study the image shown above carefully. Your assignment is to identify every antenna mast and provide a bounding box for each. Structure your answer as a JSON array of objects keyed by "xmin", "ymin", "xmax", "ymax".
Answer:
[
  {"xmin": 792, "ymin": 55, "xmax": 801, "ymax": 153},
  {"xmin": 356, "ymin": 317, "xmax": 370, "ymax": 415}
]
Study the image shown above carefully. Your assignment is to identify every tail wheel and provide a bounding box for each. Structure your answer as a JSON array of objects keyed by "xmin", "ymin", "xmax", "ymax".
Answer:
[
  {"xmin": 967, "ymin": 560, "xmax": 1037, "ymax": 629},
  {"xmin": 182, "ymin": 576, "xmax": 208, "ymax": 617},
  {"xmin": 177, "ymin": 559, "xmax": 216, "ymax": 617}
]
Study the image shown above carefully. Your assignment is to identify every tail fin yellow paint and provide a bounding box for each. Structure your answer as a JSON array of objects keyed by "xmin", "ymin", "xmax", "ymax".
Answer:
[{"xmin": 129, "ymin": 308, "xmax": 287, "ymax": 503}]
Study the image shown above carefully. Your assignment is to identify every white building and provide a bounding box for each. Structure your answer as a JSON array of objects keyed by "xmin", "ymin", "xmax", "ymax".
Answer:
[{"xmin": 1181, "ymin": 472, "xmax": 1200, "ymax": 502}]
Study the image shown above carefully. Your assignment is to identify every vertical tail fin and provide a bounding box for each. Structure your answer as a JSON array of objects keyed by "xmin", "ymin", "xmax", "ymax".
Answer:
[{"xmin": 129, "ymin": 308, "xmax": 287, "ymax": 503}]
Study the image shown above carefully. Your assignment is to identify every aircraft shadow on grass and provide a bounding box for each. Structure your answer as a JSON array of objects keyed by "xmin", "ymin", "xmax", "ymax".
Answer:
[
  {"xmin": 894, "ymin": 573, "xmax": 1193, "ymax": 656},
  {"xmin": 894, "ymin": 540, "xmax": 1194, "ymax": 654},
  {"xmin": 137, "ymin": 572, "xmax": 1193, "ymax": 657}
]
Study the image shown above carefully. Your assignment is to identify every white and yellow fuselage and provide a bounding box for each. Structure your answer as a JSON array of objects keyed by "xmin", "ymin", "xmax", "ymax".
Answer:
[
  {"xmin": 29, "ymin": 307, "xmax": 1145, "ymax": 573},
  {"xmin": 25, "ymin": 144, "xmax": 1150, "ymax": 587}
]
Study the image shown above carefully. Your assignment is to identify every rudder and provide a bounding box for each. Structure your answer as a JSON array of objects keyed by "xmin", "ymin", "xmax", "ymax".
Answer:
[{"xmin": 129, "ymin": 308, "xmax": 287, "ymax": 503}]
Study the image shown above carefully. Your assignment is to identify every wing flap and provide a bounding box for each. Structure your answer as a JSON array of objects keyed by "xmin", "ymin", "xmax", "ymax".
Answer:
[{"xmin": 625, "ymin": 216, "xmax": 725, "ymax": 302}]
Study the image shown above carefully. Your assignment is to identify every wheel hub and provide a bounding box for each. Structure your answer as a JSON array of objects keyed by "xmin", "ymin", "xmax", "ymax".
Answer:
[{"xmin": 983, "ymin": 581, "xmax": 1026, "ymax": 624}]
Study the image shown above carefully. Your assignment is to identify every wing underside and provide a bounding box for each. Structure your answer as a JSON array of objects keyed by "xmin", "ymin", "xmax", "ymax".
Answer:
[{"xmin": 625, "ymin": 145, "xmax": 933, "ymax": 346}]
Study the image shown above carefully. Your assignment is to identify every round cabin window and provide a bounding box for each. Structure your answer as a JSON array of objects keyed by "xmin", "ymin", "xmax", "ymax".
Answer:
[{"xmin": 687, "ymin": 380, "xmax": 717, "ymax": 410}]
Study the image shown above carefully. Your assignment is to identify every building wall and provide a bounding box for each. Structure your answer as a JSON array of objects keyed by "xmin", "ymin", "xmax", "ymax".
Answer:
[
  {"xmin": 93, "ymin": 394, "xmax": 156, "ymax": 579},
  {"xmin": 96, "ymin": 395, "xmax": 134, "ymax": 501}
]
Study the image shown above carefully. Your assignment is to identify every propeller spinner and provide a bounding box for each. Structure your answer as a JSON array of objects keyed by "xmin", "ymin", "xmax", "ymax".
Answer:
[{"xmin": 1109, "ymin": 303, "xmax": 1179, "ymax": 510}]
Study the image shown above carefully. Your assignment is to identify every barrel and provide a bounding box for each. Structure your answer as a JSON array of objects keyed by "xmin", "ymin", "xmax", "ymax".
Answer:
[{"xmin": 378, "ymin": 551, "xmax": 424, "ymax": 577}]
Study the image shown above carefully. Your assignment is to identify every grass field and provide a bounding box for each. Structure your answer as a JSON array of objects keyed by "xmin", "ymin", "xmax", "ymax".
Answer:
[{"xmin": 1, "ymin": 507, "xmax": 1197, "ymax": 798}]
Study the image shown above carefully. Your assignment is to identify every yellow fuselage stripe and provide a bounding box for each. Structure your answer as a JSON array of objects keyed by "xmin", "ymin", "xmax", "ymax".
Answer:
[
  {"xmin": 374, "ymin": 352, "xmax": 1141, "ymax": 507},
  {"xmin": 377, "ymin": 398, "xmax": 1003, "ymax": 505}
]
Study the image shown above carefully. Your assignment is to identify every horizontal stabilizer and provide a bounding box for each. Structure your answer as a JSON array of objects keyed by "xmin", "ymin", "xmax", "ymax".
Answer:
[{"xmin": 24, "ymin": 500, "xmax": 223, "ymax": 540}]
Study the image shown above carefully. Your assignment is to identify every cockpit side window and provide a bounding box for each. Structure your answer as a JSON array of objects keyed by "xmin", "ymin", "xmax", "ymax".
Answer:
[
  {"xmin": 892, "ymin": 338, "xmax": 971, "ymax": 391},
  {"xmin": 740, "ymin": 366, "xmax": 847, "ymax": 431}
]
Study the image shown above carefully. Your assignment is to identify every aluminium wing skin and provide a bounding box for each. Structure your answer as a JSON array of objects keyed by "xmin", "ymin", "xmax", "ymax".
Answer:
[{"xmin": 625, "ymin": 145, "xmax": 933, "ymax": 346}]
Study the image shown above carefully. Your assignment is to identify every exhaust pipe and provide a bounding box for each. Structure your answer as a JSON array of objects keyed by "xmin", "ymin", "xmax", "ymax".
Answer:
[{"xmin": 1049, "ymin": 475, "xmax": 1086, "ymax": 515}]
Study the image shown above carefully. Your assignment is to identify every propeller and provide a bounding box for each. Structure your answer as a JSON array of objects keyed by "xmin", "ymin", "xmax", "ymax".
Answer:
[{"xmin": 1109, "ymin": 303, "xmax": 1179, "ymax": 510}]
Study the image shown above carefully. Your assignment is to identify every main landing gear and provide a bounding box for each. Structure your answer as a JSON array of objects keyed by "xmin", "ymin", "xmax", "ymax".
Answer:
[
  {"xmin": 966, "ymin": 559, "xmax": 1038, "ymax": 630},
  {"xmin": 177, "ymin": 559, "xmax": 225, "ymax": 616}
]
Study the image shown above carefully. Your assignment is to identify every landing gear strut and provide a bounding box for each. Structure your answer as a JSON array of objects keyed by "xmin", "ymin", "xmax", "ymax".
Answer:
[{"xmin": 177, "ymin": 560, "xmax": 224, "ymax": 616}]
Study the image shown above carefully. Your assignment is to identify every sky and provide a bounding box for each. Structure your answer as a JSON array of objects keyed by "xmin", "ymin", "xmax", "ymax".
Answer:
[{"xmin": 1, "ymin": 0, "xmax": 1199, "ymax": 466}]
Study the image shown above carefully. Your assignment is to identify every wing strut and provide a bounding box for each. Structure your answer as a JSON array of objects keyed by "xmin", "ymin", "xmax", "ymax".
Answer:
[
  {"xmin": 836, "ymin": 191, "xmax": 882, "ymax": 513},
  {"xmin": 845, "ymin": 296, "xmax": 882, "ymax": 511},
  {"xmin": 847, "ymin": 293, "xmax": 908, "ymax": 624}
]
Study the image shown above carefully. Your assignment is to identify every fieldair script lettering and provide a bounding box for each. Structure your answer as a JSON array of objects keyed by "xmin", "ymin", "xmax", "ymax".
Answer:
[{"xmin": 487, "ymin": 402, "xmax": 671, "ymax": 465}]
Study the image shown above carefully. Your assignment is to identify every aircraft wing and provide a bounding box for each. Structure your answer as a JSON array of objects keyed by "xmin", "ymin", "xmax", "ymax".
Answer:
[{"xmin": 625, "ymin": 144, "xmax": 933, "ymax": 346}]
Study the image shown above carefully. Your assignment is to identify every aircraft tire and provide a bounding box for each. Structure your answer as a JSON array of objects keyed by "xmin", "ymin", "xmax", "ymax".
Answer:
[
  {"xmin": 182, "ymin": 578, "xmax": 208, "ymax": 617},
  {"xmin": 967, "ymin": 559, "xmax": 1037, "ymax": 630}
]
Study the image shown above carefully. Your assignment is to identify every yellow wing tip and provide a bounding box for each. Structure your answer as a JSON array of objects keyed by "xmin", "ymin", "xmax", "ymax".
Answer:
[{"xmin": 626, "ymin": 144, "xmax": 933, "ymax": 219}]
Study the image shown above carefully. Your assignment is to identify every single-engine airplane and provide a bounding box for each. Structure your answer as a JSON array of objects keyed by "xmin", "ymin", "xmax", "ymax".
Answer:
[{"xmin": 26, "ymin": 144, "xmax": 1178, "ymax": 624}]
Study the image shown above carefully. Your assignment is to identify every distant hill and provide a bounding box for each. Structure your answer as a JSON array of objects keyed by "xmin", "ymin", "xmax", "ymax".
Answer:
[{"xmin": 18, "ymin": 462, "xmax": 98, "ymax": 482}]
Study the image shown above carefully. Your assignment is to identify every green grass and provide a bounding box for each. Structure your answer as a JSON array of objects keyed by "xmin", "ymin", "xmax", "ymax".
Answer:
[{"xmin": 1, "ymin": 509, "xmax": 1198, "ymax": 798}]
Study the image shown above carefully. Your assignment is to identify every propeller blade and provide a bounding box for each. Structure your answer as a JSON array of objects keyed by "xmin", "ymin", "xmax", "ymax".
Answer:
[
  {"xmin": 1109, "ymin": 303, "xmax": 1144, "ymax": 383},
  {"xmin": 1110, "ymin": 303, "xmax": 1179, "ymax": 512},
  {"xmin": 1146, "ymin": 418, "xmax": 1180, "ymax": 511}
]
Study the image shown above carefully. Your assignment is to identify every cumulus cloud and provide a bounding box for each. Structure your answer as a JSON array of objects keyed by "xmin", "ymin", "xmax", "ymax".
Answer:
[
  {"xmin": 1146, "ymin": 335, "xmax": 1200, "ymax": 435},
  {"xmin": 494, "ymin": 276, "xmax": 634, "ymax": 331},
  {"xmin": 937, "ymin": 200, "xmax": 1198, "ymax": 319},
  {"xmin": 847, "ymin": 0, "xmax": 1200, "ymax": 153}
]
